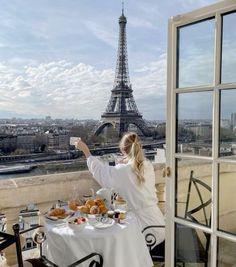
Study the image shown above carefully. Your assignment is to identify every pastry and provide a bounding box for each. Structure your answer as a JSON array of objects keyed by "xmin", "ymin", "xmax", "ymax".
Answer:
[
  {"xmin": 94, "ymin": 198, "xmax": 104, "ymax": 207},
  {"xmin": 68, "ymin": 199, "xmax": 80, "ymax": 211},
  {"xmin": 99, "ymin": 205, "xmax": 108, "ymax": 214},
  {"xmin": 48, "ymin": 208, "xmax": 65, "ymax": 217},
  {"xmin": 85, "ymin": 199, "xmax": 95, "ymax": 208},
  {"xmin": 78, "ymin": 205, "xmax": 90, "ymax": 214},
  {"xmin": 90, "ymin": 205, "xmax": 100, "ymax": 214}
]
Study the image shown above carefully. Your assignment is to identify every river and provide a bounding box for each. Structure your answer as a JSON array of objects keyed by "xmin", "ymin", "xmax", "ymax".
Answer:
[{"xmin": 0, "ymin": 159, "xmax": 88, "ymax": 179}]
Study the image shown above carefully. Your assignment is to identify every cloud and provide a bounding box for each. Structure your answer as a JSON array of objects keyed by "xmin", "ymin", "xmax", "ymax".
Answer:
[
  {"xmin": 133, "ymin": 1, "xmax": 161, "ymax": 19},
  {"xmin": 0, "ymin": 43, "xmax": 7, "ymax": 48},
  {"xmin": 221, "ymin": 40, "xmax": 236, "ymax": 83},
  {"xmin": 0, "ymin": 53, "xmax": 168, "ymax": 120},
  {"xmin": 128, "ymin": 17, "xmax": 155, "ymax": 29},
  {"xmin": 2, "ymin": 27, "xmax": 235, "ymax": 122},
  {"xmin": 84, "ymin": 20, "xmax": 117, "ymax": 48},
  {"xmin": 0, "ymin": 0, "xmax": 224, "ymax": 122},
  {"xmin": 136, "ymin": 95, "xmax": 166, "ymax": 121},
  {"xmin": 133, "ymin": 53, "xmax": 167, "ymax": 96},
  {"xmin": 178, "ymin": 91, "xmax": 213, "ymax": 120},
  {"xmin": 0, "ymin": 60, "xmax": 114, "ymax": 119},
  {"xmin": 128, "ymin": 53, "xmax": 167, "ymax": 120}
]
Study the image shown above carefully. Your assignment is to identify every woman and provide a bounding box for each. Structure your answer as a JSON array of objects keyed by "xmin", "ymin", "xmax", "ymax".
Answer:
[{"xmin": 75, "ymin": 132, "xmax": 165, "ymax": 246}]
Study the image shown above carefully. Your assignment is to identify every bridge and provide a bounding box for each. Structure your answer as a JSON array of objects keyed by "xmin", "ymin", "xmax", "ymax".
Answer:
[
  {"xmin": 0, "ymin": 139, "xmax": 166, "ymax": 163},
  {"xmin": 90, "ymin": 139, "xmax": 165, "ymax": 156}
]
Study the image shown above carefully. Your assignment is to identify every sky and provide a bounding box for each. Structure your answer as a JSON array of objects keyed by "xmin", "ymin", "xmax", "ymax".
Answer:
[{"xmin": 0, "ymin": 0, "xmax": 229, "ymax": 121}]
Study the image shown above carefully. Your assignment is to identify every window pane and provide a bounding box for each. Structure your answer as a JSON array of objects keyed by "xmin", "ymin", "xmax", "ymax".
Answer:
[
  {"xmin": 220, "ymin": 89, "xmax": 236, "ymax": 159},
  {"xmin": 176, "ymin": 158, "xmax": 212, "ymax": 227},
  {"xmin": 176, "ymin": 92, "xmax": 212, "ymax": 156},
  {"xmin": 177, "ymin": 19, "xmax": 215, "ymax": 88},
  {"xmin": 217, "ymin": 237, "xmax": 236, "ymax": 266},
  {"xmin": 175, "ymin": 223, "xmax": 211, "ymax": 266},
  {"xmin": 218, "ymin": 163, "xmax": 236, "ymax": 235},
  {"xmin": 221, "ymin": 12, "xmax": 236, "ymax": 83}
]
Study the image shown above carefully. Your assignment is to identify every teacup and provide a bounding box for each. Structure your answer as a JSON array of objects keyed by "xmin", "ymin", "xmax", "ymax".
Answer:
[{"xmin": 114, "ymin": 209, "xmax": 126, "ymax": 220}]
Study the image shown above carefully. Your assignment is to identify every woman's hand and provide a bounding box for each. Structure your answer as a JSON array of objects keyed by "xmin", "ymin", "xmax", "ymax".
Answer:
[{"xmin": 74, "ymin": 138, "xmax": 91, "ymax": 158}]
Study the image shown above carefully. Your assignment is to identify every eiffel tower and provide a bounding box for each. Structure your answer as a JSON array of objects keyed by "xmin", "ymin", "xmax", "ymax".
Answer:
[{"xmin": 94, "ymin": 7, "xmax": 152, "ymax": 137}]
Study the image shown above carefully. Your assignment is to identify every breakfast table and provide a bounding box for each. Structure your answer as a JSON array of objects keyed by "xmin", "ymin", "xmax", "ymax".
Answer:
[{"xmin": 43, "ymin": 211, "xmax": 153, "ymax": 267}]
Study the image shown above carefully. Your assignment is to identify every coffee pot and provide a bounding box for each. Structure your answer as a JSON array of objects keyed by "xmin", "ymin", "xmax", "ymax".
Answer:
[{"xmin": 96, "ymin": 188, "xmax": 114, "ymax": 209}]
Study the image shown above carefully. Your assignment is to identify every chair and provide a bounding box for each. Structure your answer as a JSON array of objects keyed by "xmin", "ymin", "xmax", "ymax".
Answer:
[
  {"xmin": 0, "ymin": 223, "xmax": 103, "ymax": 267},
  {"xmin": 176, "ymin": 170, "xmax": 212, "ymax": 267},
  {"xmin": 142, "ymin": 225, "xmax": 183, "ymax": 267},
  {"xmin": 141, "ymin": 199, "xmax": 166, "ymax": 266},
  {"xmin": 141, "ymin": 225, "xmax": 165, "ymax": 266},
  {"xmin": 142, "ymin": 170, "xmax": 211, "ymax": 267}
]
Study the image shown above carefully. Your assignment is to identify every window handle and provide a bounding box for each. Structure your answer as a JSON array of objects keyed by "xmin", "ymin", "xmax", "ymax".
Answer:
[{"xmin": 162, "ymin": 166, "xmax": 171, "ymax": 177}]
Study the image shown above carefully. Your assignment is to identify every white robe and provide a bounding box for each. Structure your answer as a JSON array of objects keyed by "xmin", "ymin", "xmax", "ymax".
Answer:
[{"xmin": 87, "ymin": 156, "xmax": 165, "ymax": 245}]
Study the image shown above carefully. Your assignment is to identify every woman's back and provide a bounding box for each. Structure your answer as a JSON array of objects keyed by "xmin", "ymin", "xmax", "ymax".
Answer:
[
  {"xmin": 113, "ymin": 160, "xmax": 157, "ymax": 211},
  {"xmin": 75, "ymin": 132, "xmax": 165, "ymax": 245},
  {"xmin": 87, "ymin": 156, "xmax": 165, "ymax": 245}
]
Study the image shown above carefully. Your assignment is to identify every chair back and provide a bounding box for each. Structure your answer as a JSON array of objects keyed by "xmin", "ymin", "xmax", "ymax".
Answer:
[
  {"xmin": 185, "ymin": 170, "xmax": 211, "ymax": 253},
  {"xmin": 176, "ymin": 170, "xmax": 212, "ymax": 266},
  {"xmin": 0, "ymin": 224, "xmax": 24, "ymax": 267},
  {"xmin": 0, "ymin": 223, "xmax": 48, "ymax": 267},
  {"xmin": 185, "ymin": 170, "xmax": 211, "ymax": 227},
  {"xmin": 1, "ymin": 224, "xmax": 103, "ymax": 267},
  {"xmin": 142, "ymin": 225, "xmax": 165, "ymax": 262}
]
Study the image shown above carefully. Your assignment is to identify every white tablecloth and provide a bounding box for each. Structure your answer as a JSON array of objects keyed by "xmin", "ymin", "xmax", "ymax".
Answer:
[{"xmin": 43, "ymin": 212, "xmax": 153, "ymax": 267}]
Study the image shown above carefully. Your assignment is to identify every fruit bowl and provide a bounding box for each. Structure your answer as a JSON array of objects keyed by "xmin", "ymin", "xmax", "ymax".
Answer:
[{"xmin": 67, "ymin": 217, "xmax": 87, "ymax": 231}]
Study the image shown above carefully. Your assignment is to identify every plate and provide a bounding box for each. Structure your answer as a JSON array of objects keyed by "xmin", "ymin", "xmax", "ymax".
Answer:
[
  {"xmin": 89, "ymin": 217, "xmax": 115, "ymax": 229},
  {"xmin": 44, "ymin": 214, "xmax": 67, "ymax": 223},
  {"xmin": 44, "ymin": 211, "xmax": 73, "ymax": 223},
  {"xmin": 87, "ymin": 214, "xmax": 100, "ymax": 219}
]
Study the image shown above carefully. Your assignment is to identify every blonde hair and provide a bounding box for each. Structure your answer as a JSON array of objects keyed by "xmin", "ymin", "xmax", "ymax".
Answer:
[{"xmin": 119, "ymin": 132, "xmax": 145, "ymax": 184}]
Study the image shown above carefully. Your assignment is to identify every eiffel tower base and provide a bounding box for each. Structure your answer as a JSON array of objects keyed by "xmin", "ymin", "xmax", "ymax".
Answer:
[{"xmin": 93, "ymin": 116, "xmax": 153, "ymax": 138}]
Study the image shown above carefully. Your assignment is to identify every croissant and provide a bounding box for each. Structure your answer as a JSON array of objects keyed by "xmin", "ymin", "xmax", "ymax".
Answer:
[
  {"xmin": 99, "ymin": 205, "xmax": 108, "ymax": 214},
  {"xmin": 49, "ymin": 208, "xmax": 65, "ymax": 217},
  {"xmin": 85, "ymin": 199, "xmax": 95, "ymax": 208},
  {"xmin": 68, "ymin": 200, "xmax": 80, "ymax": 211},
  {"xmin": 90, "ymin": 205, "xmax": 100, "ymax": 214},
  {"xmin": 78, "ymin": 205, "xmax": 90, "ymax": 214},
  {"xmin": 94, "ymin": 198, "xmax": 105, "ymax": 207}
]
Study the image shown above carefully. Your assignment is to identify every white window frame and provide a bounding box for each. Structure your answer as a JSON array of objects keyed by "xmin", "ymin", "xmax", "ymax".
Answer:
[{"xmin": 166, "ymin": 1, "xmax": 236, "ymax": 266}]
